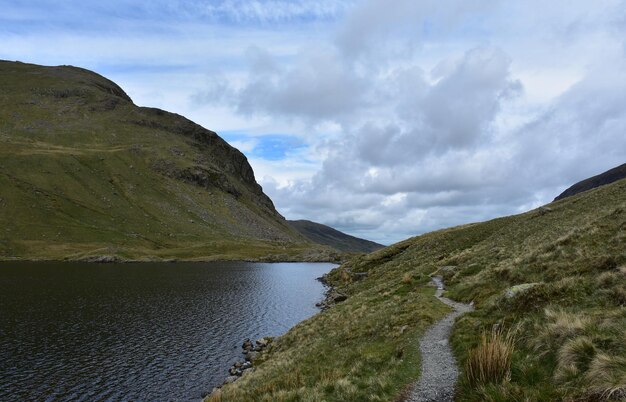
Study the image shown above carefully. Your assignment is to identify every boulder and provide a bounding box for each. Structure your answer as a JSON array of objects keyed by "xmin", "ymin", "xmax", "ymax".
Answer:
[
  {"xmin": 351, "ymin": 272, "xmax": 368, "ymax": 281},
  {"xmin": 242, "ymin": 338, "xmax": 253, "ymax": 350},
  {"xmin": 245, "ymin": 351, "xmax": 260, "ymax": 362},
  {"xmin": 505, "ymin": 283, "xmax": 541, "ymax": 298},
  {"xmin": 256, "ymin": 337, "xmax": 269, "ymax": 348},
  {"xmin": 440, "ymin": 266, "xmax": 457, "ymax": 273},
  {"xmin": 332, "ymin": 293, "xmax": 347, "ymax": 303}
]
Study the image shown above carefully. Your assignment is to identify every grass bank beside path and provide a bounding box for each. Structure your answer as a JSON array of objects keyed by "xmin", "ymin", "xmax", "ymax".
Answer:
[{"xmin": 208, "ymin": 178, "xmax": 626, "ymax": 402}]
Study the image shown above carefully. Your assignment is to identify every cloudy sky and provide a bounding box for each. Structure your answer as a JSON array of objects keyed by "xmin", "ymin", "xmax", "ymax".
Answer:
[{"xmin": 2, "ymin": 1, "xmax": 626, "ymax": 244}]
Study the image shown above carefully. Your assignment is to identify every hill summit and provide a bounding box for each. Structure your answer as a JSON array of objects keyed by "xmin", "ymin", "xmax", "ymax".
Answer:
[{"xmin": 0, "ymin": 60, "xmax": 334, "ymax": 261}]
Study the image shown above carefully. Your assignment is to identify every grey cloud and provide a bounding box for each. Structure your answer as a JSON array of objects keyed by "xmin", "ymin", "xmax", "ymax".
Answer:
[
  {"xmin": 190, "ymin": 74, "xmax": 232, "ymax": 104},
  {"xmin": 335, "ymin": 0, "xmax": 496, "ymax": 60},
  {"xmin": 421, "ymin": 47, "xmax": 522, "ymax": 150},
  {"xmin": 512, "ymin": 65, "xmax": 626, "ymax": 189},
  {"xmin": 349, "ymin": 47, "xmax": 521, "ymax": 168},
  {"xmin": 206, "ymin": 46, "xmax": 369, "ymax": 121},
  {"xmin": 268, "ymin": 53, "xmax": 626, "ymax": 243}
]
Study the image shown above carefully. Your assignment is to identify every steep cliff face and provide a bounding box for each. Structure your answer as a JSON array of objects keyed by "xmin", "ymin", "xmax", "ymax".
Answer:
[{"xmin": 0, "ymin": 60, "xmax": 328, "ymax": 261}]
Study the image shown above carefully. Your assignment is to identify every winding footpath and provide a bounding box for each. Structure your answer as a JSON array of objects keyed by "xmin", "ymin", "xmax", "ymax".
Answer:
[{"xmin": 407, "ymin": 276, "xmax": 474, "ymax": 402}]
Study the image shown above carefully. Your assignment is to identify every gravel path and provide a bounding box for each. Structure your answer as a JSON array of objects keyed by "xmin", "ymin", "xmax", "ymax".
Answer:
[{"xmin": 406, "ymin": 276, "xmax": 473, "ymax": 402}]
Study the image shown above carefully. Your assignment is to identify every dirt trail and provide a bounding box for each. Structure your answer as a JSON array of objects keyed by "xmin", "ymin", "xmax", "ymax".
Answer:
[{"xmin": 406, "ymin": 276, "xmax": 473, "ymax": 402}]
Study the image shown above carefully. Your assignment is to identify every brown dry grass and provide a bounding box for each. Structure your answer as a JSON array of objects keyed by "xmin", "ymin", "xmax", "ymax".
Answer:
[{"xmin": 465, "ymin": 326, "xmax": 515, "ymax": 386}]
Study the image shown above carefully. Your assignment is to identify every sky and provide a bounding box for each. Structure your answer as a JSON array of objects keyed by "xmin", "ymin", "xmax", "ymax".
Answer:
[{"xmin": 2, "ymin": 0, "xmax": 626, "ymax": 245}]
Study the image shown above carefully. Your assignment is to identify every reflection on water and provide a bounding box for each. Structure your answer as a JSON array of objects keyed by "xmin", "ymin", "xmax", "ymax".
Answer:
[{"xmin": 0, "ymin": 261, "xmax": 334, "ymax": 401}]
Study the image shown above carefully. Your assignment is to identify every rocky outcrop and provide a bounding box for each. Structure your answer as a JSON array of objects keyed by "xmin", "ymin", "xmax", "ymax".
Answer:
[{"xmin": 151, "ymin": 160, "xmax": 243, "ymax": 198}]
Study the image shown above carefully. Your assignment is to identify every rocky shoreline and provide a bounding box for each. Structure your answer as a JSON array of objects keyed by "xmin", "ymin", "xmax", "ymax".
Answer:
[
  {"xmin": 314, "ymin": 274, "xmax": 348, "ymax": 310},
  {"xmin": 207, "ymin": 336, "xmax": 274, "ymax": 399},
  {"xmin": 314, "ymin": 268, "xmax": 370, "ymax": 310},
  {"xmin": 206, "ymin": 270, "xmax": 346, "ymax": 400}
]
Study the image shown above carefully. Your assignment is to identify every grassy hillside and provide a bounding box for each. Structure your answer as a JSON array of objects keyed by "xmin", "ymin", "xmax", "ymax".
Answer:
[
  {"xmin": 0, "ymin": 61, "xmax": 334, "ymax": 261},
  {"xmin": 288, "ymin": 219, "xmax": 384, "ymax": 253},
  {"xmin": 208, "ymin": 178, "xmax": 625, "ymax": 401}
]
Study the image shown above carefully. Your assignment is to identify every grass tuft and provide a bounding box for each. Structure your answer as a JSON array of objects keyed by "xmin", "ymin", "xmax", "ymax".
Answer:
[
  {"xmin": 465, "ymin": 326, "xmax": 515, "ymax": 386},
  {"xmin": 555, "ymin": 336, "xmax": 597, "ymax": 381},
  {"xmin": 585, "ymin": 353, "xmax": 626, "ymax": 401}
]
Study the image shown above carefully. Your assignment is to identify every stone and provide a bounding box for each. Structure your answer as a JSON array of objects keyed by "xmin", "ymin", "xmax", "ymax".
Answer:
[
  {"xmin": 224, "ymin": 376, "xmax": 239, "ymax": 384},
  {"xmin": 332, "ymin": 293, "xmax": 347, "ymax": 303},
  {"xmin": 242, "ymin": 339, "xmax": 254, "ymax": 350},
  {"xmin": 505, "ymin": 283, "xmax": 541, "ymax": 298},
  {"xmin": 440, "ymin": 266, "xmax": 457, "ymax": 273},
  {"xmin": 245, "ymin": 351, "xmax": 260, "ymax": 362},
  {"xmin": 352, "ymin": 272, "xmax": 368, "ymax": 281}
]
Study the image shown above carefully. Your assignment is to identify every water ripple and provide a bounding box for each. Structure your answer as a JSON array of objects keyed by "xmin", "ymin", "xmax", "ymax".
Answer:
[{"xmin": 0, "ymin": 261, "xmax": 334, "ymax": 401}]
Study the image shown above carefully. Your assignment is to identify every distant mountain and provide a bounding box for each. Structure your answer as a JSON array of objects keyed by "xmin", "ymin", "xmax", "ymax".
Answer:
[
  {"xmin": 554, "ymin": 163, "xmax": 626, "ymax": 201},
  {"xmin": 0, "ymin": 60, "xmax": 333, "ymax": 261},
  {"xmin": 288, "ymin": 220, "xmax": 384, "ymax": 253}
]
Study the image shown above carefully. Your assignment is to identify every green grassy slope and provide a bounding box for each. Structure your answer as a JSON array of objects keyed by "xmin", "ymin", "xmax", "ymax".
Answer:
[
  {"xmin": 209, "ymin": 178, "xmax": 625, "ymax": 401},
  {"xmin": 0, "ymin": 61, "xmax": 334, "ymax": 261}
]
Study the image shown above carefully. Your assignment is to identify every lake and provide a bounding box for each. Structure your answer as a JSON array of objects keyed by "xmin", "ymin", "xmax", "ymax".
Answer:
[{"xmin": 0, "ymin": 261, "xmax": 335, "ymax": 401}]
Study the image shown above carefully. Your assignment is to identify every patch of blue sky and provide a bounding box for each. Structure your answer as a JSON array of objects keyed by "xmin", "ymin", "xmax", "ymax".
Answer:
[
  {"xmin": 221, "ymin": 131, "xmax": 308, "ymax": 161},
  {"xmin": 93, "ymin": 63, "xmax": 195, "ymax": 75},
  {"xmin": 2, "ymin": 0, "xmax": 352, "ymax": 29},
  {"xmin": 173, "ymin": 0, "xmax": 354, "ymax": 24}
]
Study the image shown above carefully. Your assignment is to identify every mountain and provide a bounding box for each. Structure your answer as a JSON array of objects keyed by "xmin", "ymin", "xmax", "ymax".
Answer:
[
  {"xmin": 0, "ymin": 60, "xmax": 334, "ymax": 261},
  {"xmin": 210, "ymin": 177, "xmax": 626, "ymax": 401},
  {"xmin": 288, "ymin": 220, "xmax": 384, "ymax": 253},
  {"xmin": 554, "ymin": 162, "xmax": 626, "ymax": 201}
]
